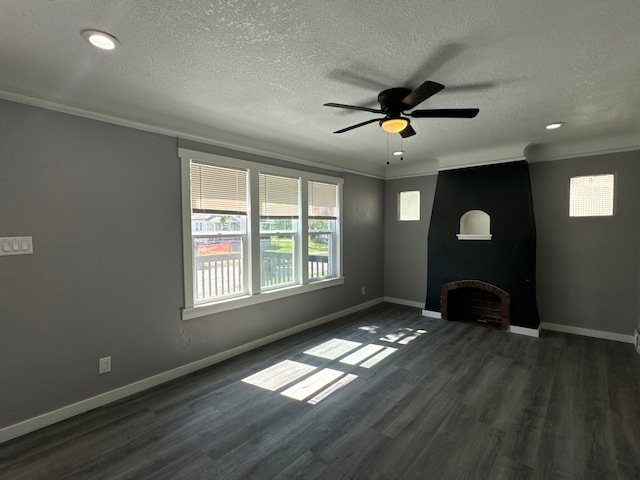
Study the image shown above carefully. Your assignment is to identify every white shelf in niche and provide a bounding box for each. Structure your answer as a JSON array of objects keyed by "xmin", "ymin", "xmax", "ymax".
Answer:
[
  {"xmin": 457, "ymin": 234, "xmax": 492, "ymax": 241},
  {"xmin": 458, "ymin": 210, "xmax": 492, "ymax": 240}
]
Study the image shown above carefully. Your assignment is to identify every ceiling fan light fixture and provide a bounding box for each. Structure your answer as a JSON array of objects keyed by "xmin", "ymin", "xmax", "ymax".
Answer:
[
  {"xmin": 325, "ymin": 80, "xmax": 478, "ymax": 136},
  {"xmin": 381, "ymin": 117, "xmax": 409, "ymax": 133},
  {"xmin": 81, "ymin": 29, "xmax": 119, "ymax": 50}
]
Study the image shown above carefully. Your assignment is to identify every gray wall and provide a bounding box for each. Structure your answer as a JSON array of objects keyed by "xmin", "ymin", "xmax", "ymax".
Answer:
[
  {"xmin": 384, "ymin": 175, "xmax": 437, "ymax": 304},
  {"xmin": 529, "ymin": 151, "xmax": 640, "ymax": 336},
  {"xmin": 0, "ymin": 99, "xmax": 384, "ymax": 429}
]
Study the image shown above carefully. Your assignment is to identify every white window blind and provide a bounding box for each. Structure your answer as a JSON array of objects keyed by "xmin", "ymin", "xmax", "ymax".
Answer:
[
  {"xmin": 191, "ymin": 163, "xmax": 247, "ymax": 214},
  {"xmin": 569, "ymin": 174, "xmax": 614, "ymax": 217},
  {"xmin": 259, "ymin": 173, "xmax": 299, "ymax": 218},
  {"xmin": 308, "ymin": 181, "xmax": 337, "ymax": 218}
]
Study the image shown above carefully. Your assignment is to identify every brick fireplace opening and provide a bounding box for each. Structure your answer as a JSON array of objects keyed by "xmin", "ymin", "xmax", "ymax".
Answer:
[{"xmin": 441, "ymin": 280, "xmax": 510, "ymax": 331}]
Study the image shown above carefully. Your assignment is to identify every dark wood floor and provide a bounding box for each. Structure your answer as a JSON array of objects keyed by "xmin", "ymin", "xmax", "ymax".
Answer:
[{"xmin": 2, "ymin": 303, "xmax": 640, "ymax": 479}]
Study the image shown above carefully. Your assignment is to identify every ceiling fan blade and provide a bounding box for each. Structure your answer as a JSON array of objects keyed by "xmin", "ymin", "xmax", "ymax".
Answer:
[
  {"xmin": 324, "ymin": 103, "xmax": 383, "ymax": 114},
  {"xmin": 401, "ymin": 81, "xmax": 445, "ymax": 109},
  {"xmin": 399, "ymin": 124, "xmax": 416, "ymax": 138},
  {"xmin": 410, "ymin": 108, "xmax": 479, "ymax": 118},
  {"xmin": 333, "ymin": 118, "xmax": 383, "ymax": 134}
]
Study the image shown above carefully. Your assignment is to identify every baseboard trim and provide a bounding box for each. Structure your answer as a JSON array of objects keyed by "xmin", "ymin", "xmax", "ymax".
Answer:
[
  {"xmin": 422, "ymin": 309, "xmax": 442, "ymax": 319},
  {"xmin": 0, "ymin": 298, "xmax": 384, "ymax": 445},
  {"xmin": 384, "ymin": 297, "xmax": 424, "ymax": 309},
  {"xmin": 509, "ymin": 325, "xmax": 540, "ymax": 337},
  {"xmin": 540, "ymin": 322, "xmax": 635, "ymax": 344}
]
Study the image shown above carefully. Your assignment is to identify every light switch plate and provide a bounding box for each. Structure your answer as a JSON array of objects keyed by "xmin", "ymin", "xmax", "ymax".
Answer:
[{"xmin": 0, "ymin": 237, "xmax": 33, "ymax": 256}]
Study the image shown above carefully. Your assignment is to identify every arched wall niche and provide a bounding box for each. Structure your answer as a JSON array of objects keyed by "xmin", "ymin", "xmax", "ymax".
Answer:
[{"xmin": 457, "ymin": 209, "xmax": 492, "ymax": 240}]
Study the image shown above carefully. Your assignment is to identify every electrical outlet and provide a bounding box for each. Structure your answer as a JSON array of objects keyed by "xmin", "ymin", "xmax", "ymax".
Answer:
[
  {"xmin": 99, "ymin": 356, "xmax": 111, "ymax": 374},
  {"xmin": 361, "ymin": 287, "xmax": 366, "ymax": 295}
]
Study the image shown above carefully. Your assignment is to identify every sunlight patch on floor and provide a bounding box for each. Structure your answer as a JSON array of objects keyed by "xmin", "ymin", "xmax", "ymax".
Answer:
[
  {"xmin": 242, "ymin": 322, "xmax": 428, "ymax": 404},
  {"xmin": 308, "ymin": 373, "xmax": 358, "ymax": 405},
  {"xmin": 358, "ymin": 325, "xmax": 380, "ymax": 333},
  {"xmin": 359, "ymin": 346, "xmax": 398, "ymax": 368},
  {"xmin": 380, "ymin": 328, "xmax": 428, "ymax": 345},
  {"xmin": 303, "ymin": 338, "xmax": 362, "ymax": 359},
  {"xmin": 398, "ymin": 329, "xmax": 428, "ymax": 344},
  {"xmin": 339, "ymin": 343, "xmax": 386, "ymax": 365},
  {"xmin": 379, "ymin": 332, "xmax": 407, "ymax": 343},
  {"xmin": 281, "ymin": 368, "xmax": 346, "ymax": 401},
  {"xmin": 242, "ymin": 360, "xmax": 316, "ymax": 391},
  {"xmin": 242, "ymin": 361, "xmax": 359, "ymax": 405}
]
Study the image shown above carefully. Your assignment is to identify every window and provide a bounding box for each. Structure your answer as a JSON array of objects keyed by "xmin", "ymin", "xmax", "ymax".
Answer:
[
  {"xmin": 190, "ymin": 163, "xmax": 248, "ymax": 304},
  {"xmin": 308, "ymin": 181, "xmax": 338, "ymax": 280},
  {"xmin": 569, "ymin": 174, "xmax": 615, "ymax": 217},
  {"xmin": 260, "ymin": 173, "xmax": 299, "ymax": 290},
  {"xmin": 180, "ymin": 149, "xmax": 343, "ymax": 319},
  {"xmin": 398, "ymin": 190, "xmax": 420, "ymax": 221}
]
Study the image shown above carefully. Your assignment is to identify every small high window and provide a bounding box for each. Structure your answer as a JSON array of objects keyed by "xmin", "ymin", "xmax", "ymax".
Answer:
[
  {"xmin": 569, "ymin": 174, "xmax": 615, "ymax": 217},
  {"xmin": 398, "ymin": 191, "xmax": 420, "ymax": 221}
]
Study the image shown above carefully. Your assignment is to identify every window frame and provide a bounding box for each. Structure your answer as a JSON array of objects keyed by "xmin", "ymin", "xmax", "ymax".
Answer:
[{"xmin": 180, "ymin": 148, "xmax": 344, "ymax": 320}]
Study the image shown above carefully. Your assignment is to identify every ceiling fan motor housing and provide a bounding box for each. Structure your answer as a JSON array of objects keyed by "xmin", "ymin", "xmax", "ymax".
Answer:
[{"xmin": 377, "ymin": 87, "xmax": 412, "ymax": 115}]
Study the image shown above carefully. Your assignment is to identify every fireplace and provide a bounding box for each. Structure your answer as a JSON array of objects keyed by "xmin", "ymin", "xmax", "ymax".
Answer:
[
  {"xmin": 424, "ymin": 161, "xmax": 539, "ymax": 330},
  {"xmin": 441, "ymin": 280, "xmax": 510, "ymax": 330}
]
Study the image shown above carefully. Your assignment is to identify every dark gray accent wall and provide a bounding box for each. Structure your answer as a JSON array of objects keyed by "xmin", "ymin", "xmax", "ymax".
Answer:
[
  {"xmin": 384, "ymin": 175, "xmax": 437, "ymax": 303},
  {"xmin": 0, "ymin": 99, "xmax": 384, "ymax": 429},
  {"xmin": 424, "ymin": 161, "xmax": 539, "ymax": 329},
  {"xmin": 529, "ymin": 151, "xmax": 640, "ymax": 335}
]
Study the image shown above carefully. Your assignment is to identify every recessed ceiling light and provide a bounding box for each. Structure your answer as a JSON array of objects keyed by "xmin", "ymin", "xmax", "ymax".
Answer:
[
  {"xmin": 545, "ymin": 122, "xmax": 564, "ymax": 130},
  {"xmin": 81, "ymin": 30, "xmax": 119, "ymax": 50}
]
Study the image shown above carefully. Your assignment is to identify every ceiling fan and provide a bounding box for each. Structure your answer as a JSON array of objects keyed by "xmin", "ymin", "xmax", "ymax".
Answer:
[{"xmin": 324, "ymin": 80, "xmax": 479, "ymax": 138}]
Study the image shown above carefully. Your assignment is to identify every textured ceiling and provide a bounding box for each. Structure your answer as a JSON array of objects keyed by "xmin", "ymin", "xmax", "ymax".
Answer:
[{"xmin": 2, "ymin": 0, "xmax": 640, "ymax": 177}]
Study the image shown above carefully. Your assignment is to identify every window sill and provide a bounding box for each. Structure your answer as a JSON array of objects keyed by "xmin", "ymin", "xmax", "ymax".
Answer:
[{"xmin": 182, "ymin": 277, "xmax": 345, "ymax": 320}]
